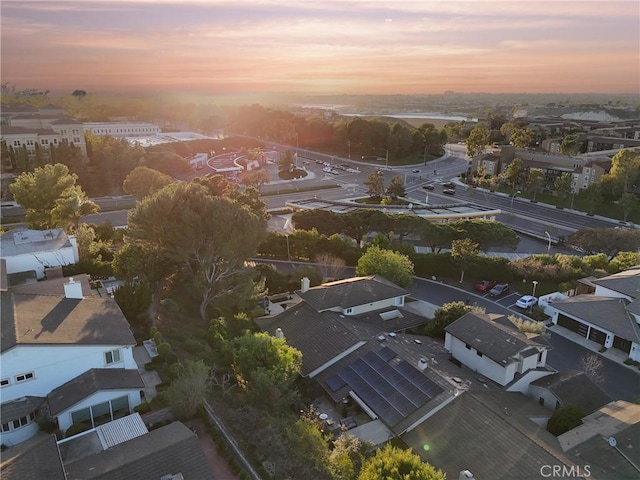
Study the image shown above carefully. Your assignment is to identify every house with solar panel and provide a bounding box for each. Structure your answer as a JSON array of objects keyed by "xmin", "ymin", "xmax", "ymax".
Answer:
[
  {"xmin": 444, "ymin": 312, "xmax": 551, "ymax": 388},
  {"xmin": 0, "ymin": 276, "xmax": 144, "ymax": 447},
  {"xmin": 257, "ymin": 275, "xmax": 458, "ymax": 441},
  {"xmin": 547, "ymin": 266, "xmax": 640, "ymax": 362}
]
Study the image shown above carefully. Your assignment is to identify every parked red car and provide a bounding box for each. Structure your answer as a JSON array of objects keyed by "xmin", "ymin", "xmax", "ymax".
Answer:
[{"xmin": 475, "ymin": 280, "xmax": 498, "ymax": 292}]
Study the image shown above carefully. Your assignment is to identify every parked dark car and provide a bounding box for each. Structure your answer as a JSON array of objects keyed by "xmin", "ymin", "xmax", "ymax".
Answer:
[
  {"xmin": 422, "ymin": 184, "xmax": 435, "ymax": 190},
  {"xmin": 442, "ymin": 182, "xmax": 456, "ymax": 188},
  {"xmin": 489, "ymin": 283, "xmax": 510, "ymax": 297},
  {"xmin": 443, "ymin": 188, "xmax": 456, "ymax": 195},
  {"xmin": 475, "ymin": 280, "xmax": 498, "ymax": 292}
]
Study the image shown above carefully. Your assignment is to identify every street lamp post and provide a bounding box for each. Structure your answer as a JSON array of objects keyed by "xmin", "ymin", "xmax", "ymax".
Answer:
[
  {"xmin": 511, "ymin": 190, "xmax": 521, "ymax": 208},
  {"xmin": 531, "ymin": 280, "xmax": 539, "ymax": 311},
  {"xmin": 347, "ymin": 140, "xmax": 351, "ymax": 160},
  {"xmin": 424, "ymin": 144, "xmax": 429, "ymax": 166},
  {"xmin": 385, "ymin": 150, "xmax": 389, "ymax": 169},
  {"xmin": 544, "ymin": 231, "xmax": 552, "ymax": 255}
]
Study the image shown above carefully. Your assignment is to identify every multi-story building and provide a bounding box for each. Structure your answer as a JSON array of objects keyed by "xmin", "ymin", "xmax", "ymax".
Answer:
[
  {"xmin": 0, "ymin": 104, "xmax": 88, "ymax": 161},
  {"xmin": 0, "ymin": 276, "xmax": 143, "ymax": 446},
  {"xmin": 83, "ymin": 122, "xmax": 161, "ymax": 138}
]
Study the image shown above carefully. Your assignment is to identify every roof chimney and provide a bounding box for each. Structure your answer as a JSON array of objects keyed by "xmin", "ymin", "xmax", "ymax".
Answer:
[
  {"xmin": 64, "ymin": 277, "xmax": 83, "ymax": 299},
  {"xmin": 459, "ymin": 471, "xmax": 475, "ymax": 480},
  {"xmin": 275, "ymin": 328, "xmax": 284, "ymax": 339},
  {"xmin": 418, "ymin": 358, "xmax": 428, "ymax": 371},
  {"xmin": 301, "ymin": 277, "xmax": 310, "ymax": 293}
]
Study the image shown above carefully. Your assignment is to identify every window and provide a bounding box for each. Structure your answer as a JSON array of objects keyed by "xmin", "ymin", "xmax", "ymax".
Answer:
[
  {"xmin": 1, "ymin": 422, "xmax": 10, "ymax": 433},
  {"xmin": 15, "ymin": 372, "xmax": 34, "ymax": 383},
  {"xmin": 465, "ymin": 344, "xmax": 471, "ymax": 350},
  {"xmin": 72, "ymin": 129, "xmax": 79, "ymax": 135},
  {"xmin": 73, "ymin": 137, "xmax": 80, "ymax": 143},
  {"xmin": 104, "ymin": 349, "xmax": 121, "ymax": 365},
  {"xmin": 13, "ymin": 140, "xmax": 20, "ymax": 146},
  {"xmin": 61, "ymin": 130, "xmax": 67, "ymax": 135},
  {"xmin": 53, "ymin": 139, "xmax": 58, "ymax": 144},
  {"xmin": 70, "ymin": 396, "xmax": 130, "ymax": 430},
  {"xmin": 41, "ymin": 139, "xmax": 49, "ymax": 145},
  {"xmin": 538, "ymin": 351, "xmax": 543, "ymax": 363},
  {"xmin": 539, "ymin": 397, "xmax": 545, "ymax": 406},
  {"xmin": 1, "ymin": 378, "xmax": 9, "ymax": 387},
  {"xmin": 346, "ymin": 308, "xmax": 352, "ymax": 314},
  {"xmin": 476, "ymin": 351, "xmax": 483, "ymax": 357}
]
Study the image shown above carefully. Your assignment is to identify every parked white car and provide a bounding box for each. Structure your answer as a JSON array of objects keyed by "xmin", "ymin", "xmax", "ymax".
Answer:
[{"xmin": 516, "ymin": 295, "xmax": 537, "ymax": 309}]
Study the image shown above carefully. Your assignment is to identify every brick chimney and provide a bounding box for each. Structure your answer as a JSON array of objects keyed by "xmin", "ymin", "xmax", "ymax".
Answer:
[{"xmin": 301, "ymin": 277, "xmax": 310, "ymax": 293}]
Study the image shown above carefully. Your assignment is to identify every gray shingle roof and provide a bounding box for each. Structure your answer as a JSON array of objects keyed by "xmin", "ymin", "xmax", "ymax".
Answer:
[
  {"xmin": 592, "ymin": 266, "xmax": 640, "ymax": 299},
  {"xmin": 445, "ymin": 312, "xmax": 545, "ymax": 365},
  {"xmin": 0, "ymin": 125, "xmax": 58, "ymax": 136},
  {"xmin": 531, "ymin": 370, "xmax": 612, "ymax": 414},
  {"xmin": 48, "ymin": 368, "xmax": 144, "ymax": 416},
  {"xmin": 0, "ymin": 434, "xmax": 65, "ymax": 480},
  {"xmin": 257, "ymin": 302, "xmax": 363, "ymax": 376},
  {"xmin": 296, "ymin": 275, "xmax": 408, "ymax": 311},
  {"xmin": 63, "ymin": 421, "xmax": 215, "ymax": 480},
  {"xmin": 403, "ymin": 391, "xmax": 576, "ymax": 480},
  {"xmin": 0, "ymin": 396, "xmax": 45, "ymax": 423},
  {"xmin": 1, "ymin": 292, "xmax": 136, "ymax": 352},
  {"xmin": 552, "ymin": 295, "xmax": 640, "ymax": 343}
]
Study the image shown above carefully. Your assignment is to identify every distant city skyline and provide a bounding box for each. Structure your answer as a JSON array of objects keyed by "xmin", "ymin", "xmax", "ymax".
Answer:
[{"xmin": 1, "ymin": 1, "xmax": 638, "ymax": 97}]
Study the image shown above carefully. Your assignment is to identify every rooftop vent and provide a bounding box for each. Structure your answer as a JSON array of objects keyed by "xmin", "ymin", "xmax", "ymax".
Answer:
[
  {"xmin": 275, "ymin": 328, "xmax": 284, "ymax": 339},
  {"xmin": 64, "ymin": 277, "xmax": 83, "ymax": 299},
  {"xmin": 418, "ymin": 358, "xmax": 428, "ymax": 371}
]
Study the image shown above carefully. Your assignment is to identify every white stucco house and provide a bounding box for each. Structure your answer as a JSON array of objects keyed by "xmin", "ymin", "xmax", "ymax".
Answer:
[
  {"xmin": 0, "ymin": 277, "xmax": 143, "ymax": 446},
  {"xmin": 0, "ymin": 228, "xmax": 79, "ymax": 281},
  {"xmin": 547, "ymin": 266, "xmax": 640, "ymax": 362},
  {"xmin": 445, "ymin": 312, "xmax": 551, "ymax": 387}
]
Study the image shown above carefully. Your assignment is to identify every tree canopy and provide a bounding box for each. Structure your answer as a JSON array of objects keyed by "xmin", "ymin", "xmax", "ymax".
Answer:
[
  {"xmin": 567, "ymin": 227, "xmax": 640, "ymax": 260},
  {"xmin": 357, "ymin": 444, "xmax": 445, "ymax": 480},
  {"xmin": 466, "ymin": 124, "xmax": 490, "ymax": 157},
  {"xmin": 10, "ymin": 163, "xmax": 98, "ymax": 230},
  {"xmin": 122, "ymin": 165, "xmax": 173, "ymax": 198},
  {"xmin": 125, "ymin": 181, "xmax": 267, "ymax": 322},
  {"xmin": 356, "ymin": 245, "xmax": 414, "ymax": 288}
]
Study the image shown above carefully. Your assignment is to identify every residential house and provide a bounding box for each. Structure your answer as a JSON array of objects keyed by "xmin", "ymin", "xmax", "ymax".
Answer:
[
  {"xmin": 0, "ymin": 277, "xmax": 143, "ymax": 446},
  {"xmin": 1, "ymin": 228, "xmax": 79, "ymax": 281},
  {"xmin": 257, "ymin": 276, "xmax": 455, "ymax": 437},
  {"xmin": 548, "ymin": 267, "xmax": 640, "ymax": 362},
  {"xmin": 444, "ymin": 312, "xmax": 550, "ymax": 387},
  {"xmin": 528, "ymin": 370, "xmax": 611, "ymax": 413},
  {"xmin": 403, "ymin": 390, "xmax": 582, "ymax": 480},
  {"xmin": 0, "ymin": 415, "xmax": 215, "ymax": 480},
  {"xmin": 558, "ymin": 400, "xmax": 640, "ymax": 479}
]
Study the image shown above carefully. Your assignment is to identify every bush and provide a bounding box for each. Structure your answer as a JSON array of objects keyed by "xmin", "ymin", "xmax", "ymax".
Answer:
[{"xmin": 547, "ymin": 405, "xmax": 585, "ymax": 436}]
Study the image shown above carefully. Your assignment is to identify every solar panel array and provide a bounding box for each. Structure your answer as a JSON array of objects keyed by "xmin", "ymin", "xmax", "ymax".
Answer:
[{"xmin": 335, "ymin": 348, "xmax": 443, "ymax": 426}]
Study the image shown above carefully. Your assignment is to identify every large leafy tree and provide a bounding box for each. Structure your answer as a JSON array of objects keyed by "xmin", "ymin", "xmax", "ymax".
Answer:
[
  {"xmin": 386, "ymin": 175, "xmax": 406, "ymax": 199},
  {"xmin": 127, "ymin": 182, "xmax": 267, "ymax": 322},
  {"xmin": 364, "ymin": 170, "xmax": 385, "ymax": 198},
  {"xmin": 526, "ymin": 168, "xmax": 546, "ymax": 202},
  {"xmin": 553, "ymin": 172, "xmax": 574, "ymax": 208},
  {"xmin": 240, "ymin": 169, "xmax": 270, "ymax": 191},
  {"xmin": 580, "ymin": 183, "xmax": 603, "ymax": 215},
  {"xmin": 87, "ymin": 133, "xmax": 145, "ymax": 193},
  {"xmin": 451, "ymin": 238, "xmax": 480, "ymax": 283},
  {"xmin": 547, "ymin": 405, "xmax": 584, "ymax": 436},
  {"xmin": 466, "ymin": 123, "xmax": 490, "ymax": 157},
  {"xmin": 10, "ymin": 163, "xmax": 98, "ymax": 230},
  {"xmin": 618, "ymin": 192, "xmax": 639, "ymax": 222},
  {"xmin": 165, "ymin": 359, "xmax": 211, "ymax": 420},
  {"xmin": 567, "ymin": 228, "xmax": 640, "ymax": 260},
  {"xmin": 122, "ymin": 166, "xmax": 173, "ymax": 199},
  {"xmin": 509, "ymin": 127, "xmax": 534, "ymax": 149},
  {"xmin": 503, "ymin": 158, "xmax": 524, "ymax": 193},
  {"xmin": 608, "ymin": 149, "xmax": 640, "ymax": 193},
  {"xmin": 454, "ymin": 219, "xmax": 519, "ymax": 251},
  {"xmin": 358, "ymin": 444, "xmax": 445, "ymax": 480},
  {"xmin": 560, "ymin": 134, "xmax": 582, "ymax": 156},
  {"xmin": 232, "ymin": 332, "xmax": 302, "ymax": 407},
  {"xmin": 355, "ymin": 245, "xmax": 414, "ymax": 288}
]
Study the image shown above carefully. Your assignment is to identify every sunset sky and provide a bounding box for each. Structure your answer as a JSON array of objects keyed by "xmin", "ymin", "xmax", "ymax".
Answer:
[{"xmin": 1, "ymin": 0, "xmax": 638, "ymax": 96}]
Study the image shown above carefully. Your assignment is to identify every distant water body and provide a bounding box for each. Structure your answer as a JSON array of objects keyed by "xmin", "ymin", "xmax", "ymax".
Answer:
[{"xmin": 341, "ymin": 113, "xmax": 478, "ymax": 122}]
